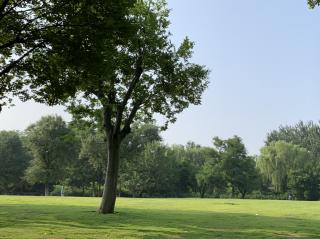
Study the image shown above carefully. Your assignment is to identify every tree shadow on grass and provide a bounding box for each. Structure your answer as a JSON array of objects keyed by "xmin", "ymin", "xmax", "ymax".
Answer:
[{"xmin": 0, "ymin": 203, "xmax": 319, "ymax": 239}]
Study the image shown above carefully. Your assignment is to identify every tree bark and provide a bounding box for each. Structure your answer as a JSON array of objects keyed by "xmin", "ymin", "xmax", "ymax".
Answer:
[
  {"xmin": 44, "ymin": 183, "xmax": 49, "ymax": 196},
  {"xmin": 99, "ymin": 136, "xmax": 121, "ymax": 214}
]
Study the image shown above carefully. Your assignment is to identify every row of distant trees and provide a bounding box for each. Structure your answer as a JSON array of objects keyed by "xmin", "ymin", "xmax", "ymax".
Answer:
[{"xmin": 1, "ymin": 115, "xmax": 319, "ymax": 200}]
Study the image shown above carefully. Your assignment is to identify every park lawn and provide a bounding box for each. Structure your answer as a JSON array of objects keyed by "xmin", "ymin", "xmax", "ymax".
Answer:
[{"xmin": 0, "ymin": 196, "xmax": 319, "ymax": 239}]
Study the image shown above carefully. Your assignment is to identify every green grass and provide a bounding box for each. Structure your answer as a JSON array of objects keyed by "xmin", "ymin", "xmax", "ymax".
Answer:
[{"xmin": 0, "ymin": 196, "xmax": 319, "ymax": 238}]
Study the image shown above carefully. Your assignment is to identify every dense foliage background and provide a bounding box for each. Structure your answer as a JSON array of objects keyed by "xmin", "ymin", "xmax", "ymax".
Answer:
[{"xmin": 1, "ymin": 115, "xmax": 319, "ymax": 200}]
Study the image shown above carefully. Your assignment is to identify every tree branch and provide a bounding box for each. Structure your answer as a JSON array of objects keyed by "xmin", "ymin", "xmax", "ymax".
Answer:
[
  {"xmin": 0, "ymin": 45, "xmax": 38, "ymax": 77},
  {"xmin": 0, "ymin": 0, "xmax": 23, "ymax": 21},
  {"xmin": 114, "ymin": 54, "xmax": 143, "ymax": 133},
  {"xmin": 120, "ymin": 99, "xmax": 143, "ymax": 140},
  {"xmin": 0, "ymin": 35, "xmax": 25, "ymax": 50},
  {"xmin": 0, "ymin": 0, "xmax": 9, "ymax": 17}
]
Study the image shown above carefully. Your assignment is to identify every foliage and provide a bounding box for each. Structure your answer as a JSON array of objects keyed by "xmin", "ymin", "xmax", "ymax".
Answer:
[
  {"xmin": 288, "ymin": 165, "xmax": 320, "ymax": 200},
  {"xmin": 121, "ymin": 142, "xmax": 178, "ymax": 197},
  {"xmin": 213, "ymin": 136, "xmax": 260, "ymax": 198},
  {"xmin": 0, "ymin": 0, "xmax": 135, "ymax": 111},
  {"xmin": 0, "ymin": 0, "xmax": 42, "ymax": 109},
  {"xmin": 119, "ymin": 123, "xmax": 162, "ymax": 195},
  {"xmin": 308, "ymin": 0, "xmax": 320, "ymax": 8},
  {"xmin": 0, "ymin": 131, "xmax": 30, "ymax": 193},
  {"xmin": 265, "ymin": 122, "xmax": 320, "ymax": 200},
  {"xmin": 257, "ymin": 141, "xmax": 312, "ymax": 193},
  {"xmin": 266, "ymin": 121, "xmax": 320, "ymax": 159},
  {"xmin": 24, "ymin": 115, "xmax": 76, "ymax": 195},
  {"xmin": 196, "ymin": 158, "xmax": 226, "ymax": 198}
]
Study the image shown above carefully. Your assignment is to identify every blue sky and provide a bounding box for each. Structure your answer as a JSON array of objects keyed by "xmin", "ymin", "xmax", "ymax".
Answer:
[{"xmin": 0, "ymin": 1, "xmax": 319, "ymax": 154}]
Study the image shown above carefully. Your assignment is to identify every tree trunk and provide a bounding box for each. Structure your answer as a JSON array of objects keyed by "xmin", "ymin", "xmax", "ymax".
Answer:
[
  {"xmin": 200, "ymin": 184, "xmax": 206, "ymax": 198},
  {"xmin": 99, "ymin": 137, "xmax": 120, "ymax": 214},
  {"xmin": 92, "ymin": 182, "xmax": 96, "ymax": 197},
  {"xmin": 240, "ymin": 191, "xmax": 246, "ymax": 199},
  {"xmin": 231, "ymin": 186, "xmax": 235, "ymax": 198},
  {"xmin": 44, "ymin": 183, "xmax": 49, "ymax": 196}
]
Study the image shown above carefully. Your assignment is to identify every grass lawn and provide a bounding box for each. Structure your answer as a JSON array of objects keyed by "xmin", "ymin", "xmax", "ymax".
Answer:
[{"xmin": 0, "ymin": 196, "xmax": 319, "ymax": 238}]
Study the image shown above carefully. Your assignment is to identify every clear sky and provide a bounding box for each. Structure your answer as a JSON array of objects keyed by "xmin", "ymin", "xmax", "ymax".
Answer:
[{"xmin": 0, "ymin": 1, "xmax": 319, "ymax": 155}]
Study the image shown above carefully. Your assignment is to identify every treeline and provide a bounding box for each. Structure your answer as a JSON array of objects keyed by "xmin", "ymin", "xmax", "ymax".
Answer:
[{"xmin": 0, "ymin": 116, "xmax": 319, "ymax": 200}]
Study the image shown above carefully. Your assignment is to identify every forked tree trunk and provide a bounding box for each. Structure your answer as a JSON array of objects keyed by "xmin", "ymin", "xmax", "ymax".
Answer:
[
  {"xmin": 44, "ymin": 183, "xmax": 49, "ymax": 196},
  {"xmin": 99, "ymin": 137, "xmax": 121, "ymax": 214}
]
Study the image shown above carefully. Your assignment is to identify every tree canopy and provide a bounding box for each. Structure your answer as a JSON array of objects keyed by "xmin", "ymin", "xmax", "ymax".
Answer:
[
  {"xmin": 23, "ymin": 0, "xmax": 209, "ymax": 213},
  {"xmin": 0, "ymin": 0, "xmax": 135, "ymax": 111}
]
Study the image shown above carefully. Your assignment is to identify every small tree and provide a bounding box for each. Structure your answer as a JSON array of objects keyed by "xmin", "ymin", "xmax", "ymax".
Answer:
[{"xmin": 25, "ymin": 115, "xmax": 75, "ymax": 196}]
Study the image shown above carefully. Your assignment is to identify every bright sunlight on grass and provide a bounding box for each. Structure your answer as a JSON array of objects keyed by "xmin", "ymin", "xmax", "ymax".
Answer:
[{"xmin": 0, "ymin": 196, "xmax": 319, "ymax": 238}]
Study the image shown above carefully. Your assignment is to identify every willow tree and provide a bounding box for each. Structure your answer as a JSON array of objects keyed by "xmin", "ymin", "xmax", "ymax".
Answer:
[
  {"xmin": 257, "ymin": 141, "xmax": 310, "ymax": 193},
  {"xmin": 27, "ymin": 0, "xmax": 209, "ymax": 213}
]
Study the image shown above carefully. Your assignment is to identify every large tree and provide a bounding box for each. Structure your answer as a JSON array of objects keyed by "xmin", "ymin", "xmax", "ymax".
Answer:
[
  {"xmin": 24, "ymin": 115, "xmax": 76, "ymax": 196},
  {"xmin": 27, "ymin": 0, "xmax": 209, "ymax": 213}
]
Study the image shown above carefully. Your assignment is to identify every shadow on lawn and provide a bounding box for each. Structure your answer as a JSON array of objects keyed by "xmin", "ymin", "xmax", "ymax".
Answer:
[{"xmin": 0, "ymin": 203, "xmax": 319, "ymax": 238}]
